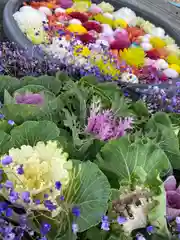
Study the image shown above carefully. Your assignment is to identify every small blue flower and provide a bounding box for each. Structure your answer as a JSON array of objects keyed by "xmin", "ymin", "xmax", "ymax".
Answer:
[
  {"xmin": 4, "ymin": 180, "xmax": 13, "ymax": 189},
  {"xmin": 55, "ymin": 181, "xmax": 61, "ymax": 190},
  {"xmin": 44, "ymin": 194, "xmax": 49, "ymax": 199},
  {"xmin": 146, "ymin": 225, "xmax": 155, "ymax": 234},
  {"xmin": 72, "ymin": 223, "xmax": 78, "ymax": 234},
  {"xmin": 60, "ymin": 196, "xmax": 64, "ymax": 201},
  {"xmin": 117, "ymin": 216, "xmax": 127, "ymax": 225},
  {"xmin": 44, "ymin": 200, "xmax": 56, "ymax": 211},
  {"xmin": 136, "ymin": 234, "xmax": 146, "ymax": 240},
  {"xmin": 34, "ymin": 199, "xmax": 41, "ymax": 205},
  {"xmin": 40, "ymin": 223, "xmax": 51, "ymax": 236},
  {"xmin": 1, "ymin": 156, "xmax": 12, "ymax": 165},
  {"xmin": 21, "ymin": 191, "xmax": 30, "ymax": 203},
  {"xmin": 17, "ymin": 165, "xmax": 24, "ymax": 175},
  {"xmin": 0, "ymin": 114, "xmax": 5, "ymax": 119},
  {"xmin": 101, "ymin": 215, "xmax": 110, "ymax": 231},
  {"xmin": 5, "ymin": 208, "xmax": 13, "ymax": 217},
  {"xmin": 9, "ymin": 190, "xmax": 19, "ymax": 203},
  {"xmin": 8, "ymin": 120, "xmax": 15, "ymax": 126},
  {"xmin": 72, "ymin": 207, "xmax": 80, "ymax": 217}
]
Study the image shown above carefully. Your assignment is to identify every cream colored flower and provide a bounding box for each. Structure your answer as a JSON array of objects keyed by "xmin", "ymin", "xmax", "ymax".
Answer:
[
  {"xmin": 1, "ymin": 141, "xmax": 72, "ymax": 212},
  {"xmin": 98, "ymin": 1, "xmax": 114, "ymax": 13}
]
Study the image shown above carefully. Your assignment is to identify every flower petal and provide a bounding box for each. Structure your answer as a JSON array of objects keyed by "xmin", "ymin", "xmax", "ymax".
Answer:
[
  {"xmin": 166, "ymin": 191, "xmax": 180, "ymax": 209},
  {"xmin": 167, "ymin": 207, "xmax": 180, "ymax": 218},
  {"xmin": 164, "ymin": 175, "xmax": 176, "ymax": 191}
]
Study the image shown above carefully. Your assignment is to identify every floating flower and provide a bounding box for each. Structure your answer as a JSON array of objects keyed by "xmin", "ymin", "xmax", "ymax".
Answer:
[
  {"xmin": 67, "ymin": 24, "xmax": 87, "ymax": 34},
  {"xmin": 150, "ymin": 37, "xmax": 166, "ymax": 49},
  {"xmin": 120, "ymin": 48, "xmax": 145, "ymax": 67},
  {"xmin": 113, "ymin": 19, "xmax": 128, "ymax": 29},
  {"xmin": 113, "ymin": 8, "xmax": 137, "ymax": 26},
  {"xmin": 93, "ymin": 14, "xmax": 113, "ymax": 26},
  {"xmin": 68, "ymin": 12, "xmax": 89, "ymax": 23},
  {"xmin": 164, "ymin": 175, "xmax": 180, "ymax": 218},
  {"xmin": 79, "ymin": 33, "xmax": 96, "ymax": 44},
  {"xmin": 166, "ymin": 54, "xmax": 180, "ymax": 65},
  {"xmin": 0, "ymin": 141, "xmax": 72, "ymax": 212},
  {"xmin": 83, "ymin": 21, "xmax": 102, "ymax": 33},
  {"xmin": 73, "ymin": 45, "xmax": 91, "ymax": 57},
  {"xmin": 59, "ymin": 0, "xmax": 73, "ymax": 9},
  {"xmin": 98, "ymin": 2, "xmax": 114, "ymax": 13}
]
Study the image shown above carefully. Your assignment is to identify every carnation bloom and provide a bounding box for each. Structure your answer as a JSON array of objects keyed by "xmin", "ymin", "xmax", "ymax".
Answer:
[
  {"xmin": 164, "ymin": 175, "xmax": 180, "ymax": 218},
  {"xmin": 86, "ymin": 99, "xmax": 133, "ymax": 141},
  {"xmin": 0, "ymin": 141, "xmax": 72, "ymax": 212},
  {"xmin": 15, "ymin": 92, "xmax": 44, "ymax": 105}
]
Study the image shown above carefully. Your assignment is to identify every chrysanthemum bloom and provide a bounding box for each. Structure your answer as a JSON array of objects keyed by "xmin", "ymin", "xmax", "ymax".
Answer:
[
  {"xmin": 15, "ymin": 92, "xmax": 44, "ymax": 105},
  {"xmin": 164, "ymin": 175, "xmax": 180, "ymax": 218},
  {"xmin": 86, "ymin": 98, "xmax": 133, "ymax": 141},
  {"xmin": 0, "ymin": 141, "xmax": 72, "ymax": 214}
]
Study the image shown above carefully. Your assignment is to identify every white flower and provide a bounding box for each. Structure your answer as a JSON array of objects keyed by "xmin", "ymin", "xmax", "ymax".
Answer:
[
  {"xmin": 166, "ymin": 44, "xmax": 180, "ymax": 56},
  {"xmin": 1, "ymin": 141, "xmax": 72, "ymax": 210},
  {"xmin": 98, "ymin": 1, "xmax": 114, "ymax": 13},
  {"xmin": 113, "ymin": 8, "xmax": 137, "ymax": 26}
]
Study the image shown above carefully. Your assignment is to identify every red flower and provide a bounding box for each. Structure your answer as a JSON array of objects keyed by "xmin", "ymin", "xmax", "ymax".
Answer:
[
  {"xmin": 146, "ymin": 49, "xmax": 160, "ymax": 60},
  {"xmin": 110, "ymin": 38, "xmax": 131, "ymax": 50},
  {"xmin": 159, "ymin": 73, "xmax": 168, "ymax": 82},
  {"xmin": 83, "ymin": 21, "xmax": 102, "ymax": 33},
  {"xmin": 68, "ymin": 12, "xmax": 89, "ymax": 23},
  {"xmin": 79, "ymin": 33, "xmax": 96, "ymax": 44}
]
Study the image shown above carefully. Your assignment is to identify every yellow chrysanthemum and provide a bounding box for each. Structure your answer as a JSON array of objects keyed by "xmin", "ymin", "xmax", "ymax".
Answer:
[
  {"xmin": 166, "ymin": 54, "xmax": 180, "ymax": 65},
  {"xmin": 74, "ymin": 45, "xmax": 91, "ymax": 57},
  {"xmin": 66, "ymin": 8, "xmax": 74, "ymax": 14},
  {"xmin": 150, "ymin": 37, "xmax": 166, "ymax": 49},
  {"xmin": 94, "ymin": 14, "xmax": 113, "ymax": 26},
  {"xmin": 0, "ymin": 141, "xmax": 72, "ymax": 212},
  {"xmin": 67, "ymin": 24, "xmax": 87, "ymax": 34},
  {"xmin": 120, "ymin": 48, "xmax": 145, "ymax": 67},
  {"xmin": 113, "ymin": 19, "xmax": 127, "ymax": 29},
  {"xmin": 169, "ymin": 64, "xmax": 180, "ymax": 73}
]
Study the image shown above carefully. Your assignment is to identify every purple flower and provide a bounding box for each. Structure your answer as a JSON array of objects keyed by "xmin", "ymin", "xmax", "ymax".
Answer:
[
  {"xmin": 86, "ymin": 108, "xmax": 133, "ymax": 141},
  {"xmin": 4, "ymin": 180, "xmax": 13, "ymax": 189},
  {"xmin": 8, "ymin": 120, "xmax": 15, "ymax": 126},
  {"xmin": 21, "ymin": 191, "xmax": 30, "ymax": 203},
  {"xmin": 44, "ymin": 200, "xmax": 57, "ymax": 211},
  {"xmin": 9, "ymin": 190, "xmax": 19, "ymax": 203},
  {"xmin": 17, "ymin": 165, "xmax": 24, "ymax": 175},
  {"xmin": 72, "ymin": 207, "xmax": 80, "ymax": 217},
  {"xmin": 40, "ymin": 223, "xmax": 51, "ymax": 236},
  {"xmin": 164, "ymin": 175, "xmax": 180, "ymax": 218},
  {"xmin": 72, "ymin": 223, "xmax": 78, "ymax": 234},
  {"xmin": 55, "ymin": 181, "xmax": 61, "ymax": 190},
  {"xmin": 1, "ymin": 155, "xmax": 13, "ymax": 165},
  {"xmin": 117, "ymin": 216, "xmax": 127, "ymax": 224},
  {"xmin": 101, "ymin": 215, "xmax": 110, "ymax": 231},
  {"xmin": 15, "ymin": 93, "xmax": 44, "ymax": 105}
]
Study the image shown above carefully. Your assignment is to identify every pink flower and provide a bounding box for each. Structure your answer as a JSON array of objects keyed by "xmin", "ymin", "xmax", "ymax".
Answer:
[
  {"xmin": 86, "ymin": 109, "xmax": 133, "ymax": 141},
  {"xmin": 164, "ymin": 175, "xmax": 180, "ymax": 218},
  {"xmin": 15, "ymin": 93, "xmax": 44, "ymax": 105}
]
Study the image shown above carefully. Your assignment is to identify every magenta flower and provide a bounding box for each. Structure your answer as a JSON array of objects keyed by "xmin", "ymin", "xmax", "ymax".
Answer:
[
  {"xmin": 86, "ymin": 109, "xmax": 133, "ymax": 141},
  {"xmin": 15, "ymin": 93, "xmax": 44, "ymax": 105},
  {"xmin": 164, "ymin": 175, "xmax": 180, "ymax": 218}
]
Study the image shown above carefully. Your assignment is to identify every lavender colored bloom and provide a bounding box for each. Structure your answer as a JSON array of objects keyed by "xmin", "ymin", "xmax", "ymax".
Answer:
[
  {"xmin": 72, "ymin": 207, "xmax": 80, "ymax": 217},
  {"xmin": 40, "ymin": 223, "xmax": 51, "ymax": 236},
  {"xmin": 55, "ymin": 181, "xmax": 61, "ymax": 190},
  {"xmin": 101, "ymin": 215, "xmax": 110, "ymax": 231},
  {"xmin": 17, "ymin": 165, "xmax": 24, "ymax": 175},
  {"xmin": 44, "ymin": 200, "xmax": 57, "ymax": 211},
  {"xmin": 4, "ymin": 180, "xmax": 13, "ymax": 189},
  {"xmin": 15, "ymin": 93, "xmax": 44, "ymax": 105},
  {"xmin": 72, "ymin": 223, "xmax": 78, "ymax": 234},
  {"xmin": 5, "ymin": 208, "xmax": 13, "ymax": 217},
  {"xmin": 86, "ymin": 107, "xmax": 133, "ymax": 141},
  {"xmin": 21, "ymin": 191, "xmax": 30, "ymax": 203},
  {"xmin": 164, "ymin": 176, "xmax": 180, "ymax": 218},
  {"xmin": 9, "ymin": 190, "xmax": 19, "ymax": 203},
  {"xmin": 8, "ymin": 120, "xmax": 15, "ymax": 126},
  {"xmin": 1, "ymin": 155, "xmax": 13, "ymax": 165},
  {"xmin": 117, "ymin": 216, "xmax": 127, "ymax": 224}
]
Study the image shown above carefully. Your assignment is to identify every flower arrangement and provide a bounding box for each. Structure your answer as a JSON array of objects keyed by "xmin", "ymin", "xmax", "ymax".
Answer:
[{"xmin": 11, "ymin": 0, "xmax": 180, "ymax": 85}]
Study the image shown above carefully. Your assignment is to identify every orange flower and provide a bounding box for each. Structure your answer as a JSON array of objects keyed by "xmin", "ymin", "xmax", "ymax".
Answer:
[{"xmin": 127, "ymin": 27, "xmax": 145, "ymax": 42}]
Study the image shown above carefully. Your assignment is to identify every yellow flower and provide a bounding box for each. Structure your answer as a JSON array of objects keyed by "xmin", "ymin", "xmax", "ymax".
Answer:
[
  {"xmin": 98, "ymin": 1, "xmax": 114, "ymax": 13},
  {"xmin": 113, "ymin": 19, "xmax": 127, "ymax": 29},
  {"xmin": 150, "ymin": 37, "xmax": 166, "ymax": 49},
  {"xmin": 72, "ymin": 1, "xmax": 90, "ymax": 11},
  {"xmin": 67, "ymin": 24, "xmax": 87, "ymax": 34},
  {"xmin": 120, "ymin": 48, "xmax": 145, "ymax": 67},
  {"xmin": 66, "ymin": 8, "xmax": 74, "ymax": 14},
  {"xmin": 74, "ymin": 45, "xmax": 91, "ymax": 57},
  {"xmin": 94, "ymin": 14, "xmax": 113, "ymax": 26},
  {"xmin": 166, "ymin": 55, "xmax": 180, "ymax": 65},
  {"xmin": 169, "ymin": 64, "xmax": 180, "ymax": 73},
  {"xmin": 26, "ymin": 28, "xmax": 48, "ymax": 44},
  {"xmin": 92, "ymin": 55, "xmax": 120, "ymax": 79},
  {"xmin": 1, "ymin": 141, "xmax": 72, "ymax": 212}
]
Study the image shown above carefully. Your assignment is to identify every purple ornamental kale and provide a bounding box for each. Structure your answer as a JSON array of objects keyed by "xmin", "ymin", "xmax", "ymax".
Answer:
[
  {"xmin": 15, "ymin": 93, "xmax": 44, "ymax": 105},
  {"xmin": 164, "ymin": 175, "xmax": 180, "ymax": 218},
  {"xmin": 86, "ymin": 109, "xmax": 133, "ymax": 141}
]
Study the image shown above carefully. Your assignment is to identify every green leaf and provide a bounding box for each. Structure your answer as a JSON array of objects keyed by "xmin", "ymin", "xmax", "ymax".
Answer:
[
  {"xmin": 148, "ymin": 182, "xmax": 170, "ymax": 236},
  {"xmin": 4, "ymin": 90, "xmax": 16, "ymax": 104},
  {"xmin": 0, "ymin": 130, "xmax": 12, "ymax": 154},
  {"xmin": 10, "ymin": 120, "xmax": 60, "ymax": 147},
  {"xmin": 146, "ymin": 112, "xmax": 172, "ymax": 129},
  {"xmin": 96, "ymin": 137, "xmax": 171, "ymax": 183},
  {"xmin": 111, "ymin": 93, "xmax": 131, "ymax": 117},
  {"xmin": 21, "ymin": 75, "xmax": 62, "ymax": 95},
  {"xmin": 131, "ymin": 100, "xmax": 149, "ymax": 117},
  {"xmin": 0, "ymin": 76, "xmax": 20, "ymax": 98},
  {"xmin": 64, "ymin": 160, "xmax": 111, "ymax": 232}
]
